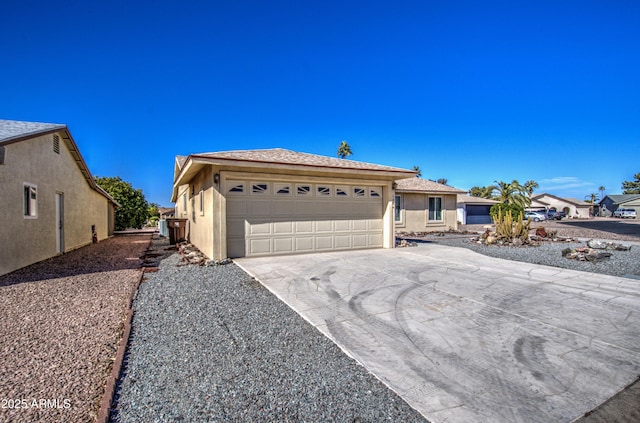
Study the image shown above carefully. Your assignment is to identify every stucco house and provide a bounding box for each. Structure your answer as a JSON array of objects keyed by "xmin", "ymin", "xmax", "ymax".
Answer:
[
  {"xmin": 528, "ymin": 193, "xmax": 592, "ymax": 218},
  {"xmin": 171, "ymin": 148, "xmax": 415, "ymax": 260},
  {"xmin": 457, "ymin": 194, "xmax": 500, "ymax": 225},
  {"xmin": 599, "ymin": 194, "xmax": 640, "ymax": 217},
  {"xmin": 0, "ymin": 119, "xmax": 117, "ymax": 276},
  {"xmin": 394, "ymin": 178, "xmax": 465, "ymax": 232}
]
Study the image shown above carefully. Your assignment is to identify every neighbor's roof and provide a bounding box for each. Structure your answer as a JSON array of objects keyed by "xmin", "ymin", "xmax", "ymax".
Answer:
[
  {"xmin": 395, "ymin": 177, "xmax": 465, "ymax": 194},
  {"xmin": 457, "ymin": 194, "xmax": 499, "ymax": 205},
  {"xmin": 172, "ymin": 148, "xmax": 416, "ymax": 201},
  {"xmin": 0, "ymin": 119, "xmax": 118, "ymax": 206},
  {"xmin": 0, "ymin": 119, "xmax": 67, "ymax": 144},
  {"xmin": 532, "ymin": 193, "xmax": 591, "ymax": 207},
  {"xmin": 602, "ymin": 194, "xmax": 640, "ymax": 205}
]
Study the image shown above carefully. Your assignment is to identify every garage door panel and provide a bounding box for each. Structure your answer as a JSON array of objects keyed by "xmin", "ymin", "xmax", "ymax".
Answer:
[
  {"xmin": 249, "ymin": 239, "xmax": 271, "ymax": 255},
  {"xmin": 274, "ymin": 238, "xmax": 293, "ymax": 253},
  {"xmin": 335, "ymin": 220, "xmax": 350, "ymax": 232},
  {"xmin": 352, "ymin": 219, "xmax": 367, "ymax": 231},
  {"xmin": 248, "ymin": 221, "xmax": 271, "ymax": 235},
  {"xmin": 316, "ymin": 220, "xmax": 333, "ymax": 232},
  {"xmin": 273, "ymin": 221, "xmax": 293, "ymax": 234},
  {"xmin": 295, "ymin": 221, "xmax": 314, "ymax": 233},
  {"xmin": 353, "ymin": 234, "xmax": 369, "ymax": 247},
  {"xmin": 335, "ymin": 235, "xmax": 351, "ymax": 248},
  {"xmin": 315, "ymin": 236, "xmax": 333, "ymax": 250},
  {"xmin": 295, "ymin": 237, "xmax": 314, "ymax": 251},
  {"xmin": 272, "ymin": 200, "xmax": 294, "ymax": 215}
]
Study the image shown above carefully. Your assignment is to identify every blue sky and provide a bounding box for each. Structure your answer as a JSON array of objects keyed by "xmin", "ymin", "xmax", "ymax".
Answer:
[{"xmin": 1, "ymin": 0, "xmax": 638, "ymax": 206}]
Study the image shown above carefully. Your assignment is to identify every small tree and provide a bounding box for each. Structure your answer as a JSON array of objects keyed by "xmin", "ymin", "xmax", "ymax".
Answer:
[
  {"xmin": 95, "ymin": 176, "xmax": 149, "ymax": 230},
  {"xmin": 337, "ymin": 141, "xmax": 352, "ymax": 159},
  {"xmin": 412, "ymin": 166, "xmax": 422, "ymax": 177},
  {"xmin": 436, "ymin": 178, "xmax": 448, "ymax": 185},
  {"xmin": 622, "ymin": 173, "xmax": 640, "ymax": 194}
]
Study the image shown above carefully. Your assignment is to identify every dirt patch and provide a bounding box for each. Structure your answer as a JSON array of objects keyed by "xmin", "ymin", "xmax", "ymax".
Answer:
[{"xmin": 0, "ymin": 235, "xmax": 152, "ymax": 423}]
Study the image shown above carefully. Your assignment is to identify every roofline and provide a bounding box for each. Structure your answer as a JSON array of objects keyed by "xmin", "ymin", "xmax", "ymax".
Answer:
[
  {"xmin": 187, "ymin": 153, "xmax": 416, "ymax": 175},
  {"xmin": 171, "ymin": 153, "xmax": 416, "ymax": 202},
  {"xmin": 532, "ymin": 193, "xmax": 590, "ymax": 207},
  {"xmin": 395, "ymin": 188, "xmax": 465, "ymax": 194},
  {"xmin": 0, "ymin": 125, "xmax": 67, "ymax": 147}
]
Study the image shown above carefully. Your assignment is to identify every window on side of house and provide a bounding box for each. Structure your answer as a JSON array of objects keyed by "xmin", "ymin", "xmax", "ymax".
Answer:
[
  {"xmin": 182, "ymin": 192, "xmax": 187, "ymax": 216},
  {"xmin": 428, "ymin": 196, "xmax": 443, "ymax": 221},
  {"xmin": 394, "ymin": 195, "xmax": 402, "ymax": 223},
  {"xmin": 23, "ymin": 183, "xmax": 38, "ymax": 218},
  {"xmin": 53, "ymin": 134, "xmax": 60, "ymax": 154},
  {"xmin": 199, "ymin": 188, "xmax": 204, "ymax": 215}
]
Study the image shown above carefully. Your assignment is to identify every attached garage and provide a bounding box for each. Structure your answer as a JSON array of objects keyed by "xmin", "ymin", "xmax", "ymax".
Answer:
[
  {"xmin": 171, "ymin": 149, "xmax": 415, "ymax": 261},
  {"xmin": 226, "ymin": 180, "xmax": 384, "ymax": 257}
]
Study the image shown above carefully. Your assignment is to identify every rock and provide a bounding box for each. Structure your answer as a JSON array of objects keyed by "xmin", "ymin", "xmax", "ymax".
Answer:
[
  {"xmin": 609, "ymin": 243, "xmax": 631, "ymax": 251},
  {"xmin": 585, "ymin": 251, "xmax": 612, "ymax": 262},
  {"xmin": 512, "ymin": 238, "xmax": 523, "ymax": 247},
  {"xmin": 587, "ymin": 239, "xmax": 607, "ymax": 249},
  {"xmin": 535, "ymin": 227, "xmax": 547, "ymax": 238},
  {"xmin": 562, "ymin": 247, "xmax": 573, "ymax": 257},
  {"xmin": 486, "ymin": 235, "xmax": 497, "ymax": 245}
]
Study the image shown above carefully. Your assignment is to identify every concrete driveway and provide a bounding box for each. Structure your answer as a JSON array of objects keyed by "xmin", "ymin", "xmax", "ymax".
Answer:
[{"xmin": 236, "ymin": 244, "xmax": 640, "ymax": 423}]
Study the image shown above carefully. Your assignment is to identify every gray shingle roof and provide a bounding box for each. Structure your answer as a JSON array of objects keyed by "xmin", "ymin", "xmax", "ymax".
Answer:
[
  {"xmin": 457, "ymin": 194, "xmax": 499, "ymax": 204},
  {"xmin": 603, "ymin": 194, "xmax": 640, "ymax": 205},
  {"xmin": 395, "ymin": 177, "xmax": 465, "ymax": 194},
  {"xmin": 0, "ymin": 119, "xmax": 66, "ymax": 144},
  {"xmin": 191, "ymin": 148, "xmax": 414, "ymax": 173}
]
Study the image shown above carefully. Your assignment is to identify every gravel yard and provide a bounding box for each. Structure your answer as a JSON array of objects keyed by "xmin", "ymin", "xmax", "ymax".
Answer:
[
  {"xmin": 422, "ymin": 220, "xmax": 640, "ymax": 279},
  {"xmin": 0, "ymin": 235, "xmax": 150, "ymax": 423},
  {"xmin": 110, "ymin": 237, "xmax": 426, "ymax": 422}
]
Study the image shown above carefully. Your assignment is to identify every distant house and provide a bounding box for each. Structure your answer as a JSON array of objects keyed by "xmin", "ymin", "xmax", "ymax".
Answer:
[
  {"xmin": 171, "ymin": 148, "xmax": 415, "ymax": 260},
  {"xmin": 457, "ymin": 194, "xmax": 499, "ymax": 225},
  {"xmin": 0, "ymin": 119, "xmax": 118, "ymax": 276},
  {"xmin": 394, "ymin": 178, "xmax": 465, "ymax": 232},
  {"xmin": 529, "ymin": 193, "xmax": 592, "ymax": 218},
  {"xmin": 599, "ymin": 194, "xmax": 640, "ymax": 217}
]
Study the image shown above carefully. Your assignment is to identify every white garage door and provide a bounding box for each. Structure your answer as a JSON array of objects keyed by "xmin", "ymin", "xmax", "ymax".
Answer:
[{"xmin": 226, "ymin": 180, "xmax": 384, "ymax": 257}]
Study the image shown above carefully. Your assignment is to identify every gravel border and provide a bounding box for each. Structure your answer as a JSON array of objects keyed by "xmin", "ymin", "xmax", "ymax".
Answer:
[
  {"xmin": 110, "ymin": 237, "xmax": 427, "ymax": 422},
  {"xmin": 0, "ymin": 235, "xmax": 151, "ymax": 423}
]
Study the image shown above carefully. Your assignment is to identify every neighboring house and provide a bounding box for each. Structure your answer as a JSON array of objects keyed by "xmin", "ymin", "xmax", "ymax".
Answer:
[
  {"xmin": 0, "ymin": 119, "xmax": 118, "ymax": 276},
  {"xmin": 528, "ymin": 193, "xmax": 592, "ymax": 218},
  {"xmin": 394, "ymin": 178, "xmax": 465, "ymax": 232},
  {"xmin": 171, "ymin": 148, "xmax": 415, "ymax": 260},
  {"xmin": 457, "ymin": 194, "xmax": 500, "ymax": 225},
  {"xmin": 599, "ymin": 194, "xmax": 640, "ymax": 217},
  {"xmin": 158, "ymin": 207, "xmax": 175, "ymax": 219}
]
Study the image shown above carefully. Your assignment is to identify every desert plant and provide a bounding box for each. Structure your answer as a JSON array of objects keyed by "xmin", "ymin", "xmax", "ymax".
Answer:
[
  {"xmin": 492, "ymin": 209, "xmax": 530, "ymax": 243},
  {"xmin": 490, "ymin": 203, "xmax": 524, "ymax": 221}
]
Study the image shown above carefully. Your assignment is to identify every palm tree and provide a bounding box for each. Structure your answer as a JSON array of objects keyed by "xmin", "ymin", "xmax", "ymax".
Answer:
[
  {"xmin": 337, "ymin": 141, "xmax": 352, "ymax": 159},
  {"xmin": 598, "ymin": 186, "xmax": 606, "ymax": 202},
  {"xmin": 412, "ymin": 166, "xmax": 422, "ymax": 177},
  {"xmin": 469, "ymin": 185, "xmax": 496, "ymax": 199},
  {"xmin": 523, "ymin": 180, "xmax": 539, "ymax": 196},
  {"xmin": 585, "ymin": 193, "xmax": 599, "ymax": 217},
  {"xmin": 493, "ymin": 180, "xmax": 530, "ymax": 208},
  {"xmin": 436, "ymin": 178, "xmax": 448, "ymax": 185}
]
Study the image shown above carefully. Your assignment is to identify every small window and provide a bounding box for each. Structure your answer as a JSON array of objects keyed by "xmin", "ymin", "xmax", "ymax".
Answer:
[
  {"xmin": 428, "ymin": 197, "xmax": 443, "ymax": 221},
  {"xmin": 296, "ymin": 185, "xmax": 311, "ymax": 196},
  {"xmin": 370, "ymin": 187, "xmax": 381, "ymax": 197},
  {"xmin": 336, "ymin": 186, "xmax": 349, "ymax": 197},
  {"xmin": 394, "ymin": 195, "xmax": 402, "ymax": 223},
  {"xmin": 228, "ymin": 183, "xmax": 245, "ymax": 194},
  {"xmin": 274, "ymin": 183, "xmax": 291, "ymax": 195},
  {"xmin": 252, "ymin": 183, "xmax": 268, "ymax": 194},
  {"xmin": 23, "ymin": 183, "xmax": 38, "ymax": 218},
  {"xmin": 317, "ymin": 186, "xmax": 331, "ymax": 196},
  {"xmin": 354, "ymin": 187, "xmax": 366, "ymax": 197},
  {"xmin": 199, "ymin": 189, "xmax": 204, "ymax": 215},
  {"xmin": 53, "ymin": 134, "xmax": 60, "ymax": 154},
  {"xmin": 182, "ymin": 193, "xmax": 187, "ymax": 215}
]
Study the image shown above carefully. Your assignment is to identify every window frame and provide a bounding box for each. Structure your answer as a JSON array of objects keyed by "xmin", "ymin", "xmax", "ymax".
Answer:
[
  {"xmin": 394, "ymin": 194, "xmax": 403, "ymax": 224},
  {"xmin": 428, "ymin": 196, "xmax": 443, "ymax": 222},
  {"xmin": 23, "ymin": 183, "xmax": 38, "ymax": 218}
]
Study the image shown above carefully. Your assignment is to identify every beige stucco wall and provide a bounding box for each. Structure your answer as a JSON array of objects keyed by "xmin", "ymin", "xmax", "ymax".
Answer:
[
  {"xmin": 184, "ymin": 167, "xmax": 216, "ymax": 259},
  {"xmin": 534, "ymin": 195, "xmax": 591, "ymax": 219},
  {"xmin": 395, "ymin": 192, "xmax": 459, "ymax": 232},
  {"xmin": 0, "ymin": 132, "xmax": 111, "ymax": 276}
]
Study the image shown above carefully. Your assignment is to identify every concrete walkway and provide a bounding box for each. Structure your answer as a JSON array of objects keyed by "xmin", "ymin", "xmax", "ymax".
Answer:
[{"xmin": 236, "ymin": 244, "xmax": 640, "ymax": 423}]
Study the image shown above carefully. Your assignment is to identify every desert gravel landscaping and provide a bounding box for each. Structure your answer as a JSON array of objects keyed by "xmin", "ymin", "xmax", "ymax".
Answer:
[{"xmin": 0, "ymin": 235, "xmax": 151, "ymax": 423}]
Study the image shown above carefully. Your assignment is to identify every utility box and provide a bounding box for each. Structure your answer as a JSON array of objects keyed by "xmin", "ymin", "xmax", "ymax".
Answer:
[{"xmin": 166, "ymin": 218, "xmax": 188, "ymax": 245}]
